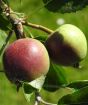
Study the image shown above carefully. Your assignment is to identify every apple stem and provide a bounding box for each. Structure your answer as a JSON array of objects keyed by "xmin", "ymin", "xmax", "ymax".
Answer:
[
  {"xmin": 35, "ymin": 91, "xmax": 57, "ymax": 105},
  {"xmin": 22, "ymin": 21, "xmax": 54, "ymax": 34}
]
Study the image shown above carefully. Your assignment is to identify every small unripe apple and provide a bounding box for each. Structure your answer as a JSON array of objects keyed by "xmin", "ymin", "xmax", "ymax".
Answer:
[
  {"xmin": 3, "ymin": 38, "xmax": 50, "ymax": 83},
  {"xmin": 45, "ymin": 24, "xmax": 87, "ymax": 66}
]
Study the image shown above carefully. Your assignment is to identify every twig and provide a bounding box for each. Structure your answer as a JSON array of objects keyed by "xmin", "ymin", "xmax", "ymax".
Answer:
[
  {"xmin": 0, "ymin": 0, "xmax": 26, "ymax": 39},
  {"xmin": 0, "ymin": 0, "xmax": 54, "ymax": 38},
  {"xmin": 34, "ymin": 100, "xmax": 39, "ymax": 105},
  {"xmin": 22, "ymin": 21, "xmax": 54, "ymax": 34},
  {"xmin": 40, "ymin": 98, "xmax": 57, "ymax": 105},
  {"xmin": 35, "ymin": 91, "xmax": 57, "ymax": 105}
]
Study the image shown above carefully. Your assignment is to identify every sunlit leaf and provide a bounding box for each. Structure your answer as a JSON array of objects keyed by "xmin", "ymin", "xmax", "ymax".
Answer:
[
  {"xmin": 29, "ymin": 75, "xmax": 45, "ymax": 90},
  {"xmin": 58, "ymin": 86, "xmax": 88, "ymax": 104},
  {"xmin": 23, "ymin": 83, "xmax": 36, "ymax": 103},
  {"xmin": 22, "ymin": 76, "xmax": 45, "ymax": 102},
  {"xmin": 23, "ymin": 76, "xmax": 45, "ymax": 91}
]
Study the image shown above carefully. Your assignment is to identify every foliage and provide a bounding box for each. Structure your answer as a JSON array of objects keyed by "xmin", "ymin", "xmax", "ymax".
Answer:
[
  {"xmin": 43, "ymin": 0, "xmax": 88, "ymax": 13},
  {"xmin": 58, "ymin": 86, "xmax": 88, "ymax": 104},
  {"xmin": 0, "ymin": 0, "xmax": 88, "ymax": 105},
  {"xmin": 0, "ymin": 29, "xmax": 7, "ymax": 63}
]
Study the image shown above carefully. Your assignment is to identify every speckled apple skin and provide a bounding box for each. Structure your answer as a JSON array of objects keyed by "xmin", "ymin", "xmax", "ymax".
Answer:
[{"xmin": 3, "ymin": 38, "xmax": 50, "ymax": 83}]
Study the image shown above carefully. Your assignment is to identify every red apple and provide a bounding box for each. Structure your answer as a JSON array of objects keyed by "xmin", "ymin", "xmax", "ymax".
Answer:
[{"xmin": 3, "ymin": 38, "xmax": 50, "ymax": 83}]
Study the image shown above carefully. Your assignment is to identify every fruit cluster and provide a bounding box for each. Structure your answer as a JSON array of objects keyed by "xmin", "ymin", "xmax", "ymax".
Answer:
[{"xmin": 3, "ymin": 24, "xmax": 87, "ymax": 85}]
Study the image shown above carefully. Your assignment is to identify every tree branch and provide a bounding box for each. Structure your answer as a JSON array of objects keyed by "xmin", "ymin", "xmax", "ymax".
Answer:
[
  {"xmin": 35, "ymin": 91, "xmax": 57, "ymax": 105},
  {"xmin": 0, "ymin": 0, "xmax": 54, "ymax": 38},
  {"xmin": 0, "ymin": 0, "xmax": 26, "ymax": 39},
  {"xmin": 22, "ymin": 21, "xmax": 54, "ymax": 34}
]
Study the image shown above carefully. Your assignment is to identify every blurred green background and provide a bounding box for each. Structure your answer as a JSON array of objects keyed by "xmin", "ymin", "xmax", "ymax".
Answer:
[{"xmin": 0, "ymin": 0, "xmax": 88, "ymax": 105}]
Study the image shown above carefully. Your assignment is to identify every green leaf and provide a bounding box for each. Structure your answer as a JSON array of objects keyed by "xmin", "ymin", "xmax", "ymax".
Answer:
[
  {"xmin": 35, "ymin": 35, "xmax": 48, "ymax": 43},
  {"xmin": 0, "ymin": 29, "xmax": 8, "ymax": 63},
  {"xmin": 67, "ymin": 80, "xmax": 88, "ymax": 89},
  {"xmin": 52, "ymin": 63, "xmax": 68, "ymax": 85},
  {"xmin": 3, "ymin": 0, "xmax": 9, "ymax": 5},
  {"xmin": 43, "ymin": 62, "xmax": 68, "ymax": 92},
  {"xmin": 29, "ymin": 75, "xmax": 45, "ymax": 90},
  {"xmin": 23, "ymin": 83, "xmax": 36, "ymax": 103},
  {"xmin": 23, "ymin": 76, "xmax": 45, "ymax": 91},
  {"xmin": 22, "ymin": 76, "xmax": 45, "ymax": 103},
  {"xmin": 43, "ymin": 0, "xmax": 88, "ymax": 13},
  {"xmin": 0, "ymin": 30, "xmax": 7, "ymax": 48},
  {"xmin": 0, "ymin": 14, "xmax": 9, "ymax": 30},
  {"xmin": 58, "ymin": 86, "xmax": 88, "ymax": 104}
]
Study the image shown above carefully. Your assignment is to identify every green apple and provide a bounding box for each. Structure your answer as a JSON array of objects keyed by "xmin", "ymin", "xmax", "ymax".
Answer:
[{"xmin": 45, "ymin": 24, "xmax": 87, "ymax": 66}]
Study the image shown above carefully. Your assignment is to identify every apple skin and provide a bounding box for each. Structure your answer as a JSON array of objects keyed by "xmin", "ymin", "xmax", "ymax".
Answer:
[
  {"xmin": 3, "ymin": 38, "xmax": 50, "ymax": 83},
  {"xmin": 45, "ymin": 24, "xmax": 87, "ymax": 66}
]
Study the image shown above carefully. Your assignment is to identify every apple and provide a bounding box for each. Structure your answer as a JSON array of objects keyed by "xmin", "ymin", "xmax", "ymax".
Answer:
[
  {"xmin": 45, "ymin": 24, "xmax": 87, "ymax": 66},
  {"xmin": 3, "ymin": 38, "xmax": 50, "ymax": 84}
]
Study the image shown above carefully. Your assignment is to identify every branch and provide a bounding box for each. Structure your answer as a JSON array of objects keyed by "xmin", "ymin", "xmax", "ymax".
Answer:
[
  {"xmin": 22, "ymin": 21, "xmax": 54, "ymax": 34},
  {"xmin": 34, "ymin": 101, "xmax": 39, "ymax": 105},
  {"xmin": 0, "ymin": 0, "xmax": 26, "ymax": 39},
  {"xmin": 35, "ymin": 91, "xmax": 57, "ymax": 105},
  {"xmin": 0, "ymin": 0, "xmax": 54, "ymax": 37}
]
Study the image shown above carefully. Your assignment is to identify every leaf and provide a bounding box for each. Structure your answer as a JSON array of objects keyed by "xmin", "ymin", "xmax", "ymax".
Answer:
[
  {"xmin": 23, "ymin": 83, "xmax": 36, "ymax": 103},
  {"xmin": 43, "ymin": 62, "xmax": 68, "ymax": 92},
  {"xmin": 22, "ymin": 76, "xmax": 45, "ymax": 103},
  {"xmin": 3, "ymin": 0, "xmax": 9, "ymax": 5},
  {"xmin": 58, "ymin": 86, "xmax": 88, "ymax": 105},
  {"xmin": 35, "ymin": 35, "xmax": 48, "ymax": 43},
  {"xmin": 29, "ymin": 75, "xmax": 45, "ymax": 90},
  {"xmin": 0, "ymin": 14, "xmax": 9, "ymax": 30},
  {"xmin": 43, "ymin": 0, "xmax": 88, "ymax": 13},
  {"xmin": 23, "ymin": 76, "xmax": 45, "ymax": 91},
  {"xmin": 0, "ymin": 29, "xmax": 8, "ymax": 63},
  {"xmin": 67, "ymin": 80, "xmax": 88, "ymax": 89},
  {"xmin": 52, "ymin": 63, "xmax": 68, "ymax": 85}
]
